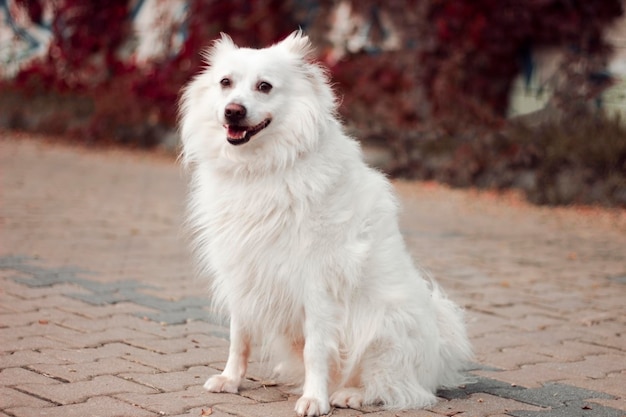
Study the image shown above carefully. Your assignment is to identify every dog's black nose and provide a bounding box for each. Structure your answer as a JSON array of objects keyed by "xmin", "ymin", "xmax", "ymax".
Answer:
[{"xmin": 224, "ymin": 103, "xmax": 246, "ymax": 123}]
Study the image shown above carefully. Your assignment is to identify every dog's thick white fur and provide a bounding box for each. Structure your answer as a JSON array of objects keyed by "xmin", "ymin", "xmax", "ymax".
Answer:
[{"xmin": 179, "ymin": 30, "xmax": 472, "ymax": 417}]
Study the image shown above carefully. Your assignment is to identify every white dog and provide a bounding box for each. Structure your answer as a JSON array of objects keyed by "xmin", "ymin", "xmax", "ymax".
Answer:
[{"xmin": 179, "ymin": 30, "xmax": 472, "ymax": 416}]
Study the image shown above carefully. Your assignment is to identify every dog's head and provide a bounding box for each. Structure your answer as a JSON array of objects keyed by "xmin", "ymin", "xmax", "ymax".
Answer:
[{"xmin": 180, "ymin": 31, "xmax": 336, "ymax": 171}]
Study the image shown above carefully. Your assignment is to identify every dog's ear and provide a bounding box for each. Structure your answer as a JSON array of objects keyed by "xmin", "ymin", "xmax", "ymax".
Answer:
[
  {"xmin": 216, "ymin": 32, "xmax": 237, "ymax": 49},
  {"xmin": 278, "ymin": 30, "xmax": 314, "ymax": 60},
  {"xmin": 202, "ymin": 32, "xmax": 237, "ymax": 64}
]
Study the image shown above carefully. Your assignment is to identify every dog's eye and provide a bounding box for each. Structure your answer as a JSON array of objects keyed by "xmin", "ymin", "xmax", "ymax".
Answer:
[
  {"xmin": 257, "ymin": 81, "xmax": 272, "ymax": 93},
  {"xmin": 220, "ymin": 78, "xmax": 232, "ymax": 88}
]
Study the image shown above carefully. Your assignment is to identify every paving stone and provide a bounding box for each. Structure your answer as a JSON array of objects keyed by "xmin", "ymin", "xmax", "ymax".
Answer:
[
  {"xmin": 57, "ymin": 300, "xmax": 160, "ymax": 319},
  {"xmin": 578, "ymin": 334, "xmax": 626, "ymax": 351},
  {"xmin": 362, "ymin": 410, "xmax": 441, "ymax": 416},
  {"xmin": 116, "ymin": 385, "xmax": 255, "ymax": 416},
  {"xmin": 515, "ymin": 326, "xmax": 592, "ymax": 347},
  {"xmin": 543, "ymin": 354, "xmax": 626, "ymax": 379},
  {"xmin": 171, "ymin": 407, "xmax": 240, "ymax": 417},
  {"xmin": 67, "ymin": 327, "xmax": 163, "ymax": 349},
  {"xmin": 124, "ymin": 346, "xmax": 230, "ymax": 373},
  {"xmin": 325, "ymin": 407, "xmax": 364, "ymax": 416},
  {"xmin": 530, "ymin": 296, "xmax": 594, "ymax": 315},
  {"xmin": 1, "ymin": 335, "xmax": 73, "ymax": 353},
  {"xmin": 508, "ymin": 401, "xmax": 624, "ymax": 417},
  {"xmin": 132, "ymin": 320, "xmax": 229, "ymax": 339},
  {"xmin": 6, "ymin": 396, "xmax": 158, "ymax": 417},
  {"xmin": 121, "ymin": 365, "xmax": 217, "ymax": 392},
  {"xmin": 491, "ymin": 382, "xmax": 614, "ymax": 408},
  {"xmin": 588, "ymin": 398, "xmax": 626, "ymax": 412},
  {"xmin": 0, "ymin": 367, "xmax": 60, "ymax": 386},
  {"xmin": 559, "ymin": 372, "xmax": 626, "ymax": 398},
  {"xmin": 579, "ymin": 319, "xmax": 626, "ymax": 339},
  {"xmin": 578, "ymin": 324, "xmax": 626, "ymax": 351},
  {"xmin": 0, "ymin": 256, "xmax": 37, "ymax": 270},
  {"xmin": 240, "ymin": 385, "xmax": 290, "ymax": 403},
  {"xmin": 473, "ymin": 365, "xmax": 579, "ymax": 389},
  {"xmin": 484, "ymin": 303, "xmax": 558, "ymax": 320},
  {"xmin": 0, "ymin": 322, "xmax": 79, "ymax": 343},
  {"xmin": 69, "ymin": 287, "xmax": 161, "ymax": 308},
  {"xmin": 10, "ymin": 270, "xmax": 93, "ymax": 290},
  {"xmin": 529, "ymin": 341, "xmax": 619, "ymax": 361},
  {"xmin": 508, "ymin": 314, "xmax": 567, "ymax": 332},
  {"xmin": 1, "ymin": 279, "xmax": 90, "ymax": 300},
  {"xmin": 214, "ymin": 395, "xmax": 368, "ymax": 416},
  {"xmin": 39, "ymin": 342, "xmax": 156, "ymax": 363},
  {"xmin": 2, "ymin": 295, "xmax": 98, "ymax": 317},
  {"xmin": 0, "ymin": 387, "xmax": 55, "ymax": 408},
  {"xmin": 213, "ymin": 395, "xmax": 297, "ymax": 417},
  {"xmin": 126, "ymin": 332, "xmax": 229, "ymax": 354},
  {"xmin": 438, "ymin": 376, "xmax": 523, "ymax": 400},
  {"xmin": 140, "ymin": 307, "xmax": 224, "ymax": 325},
  {"xmin": 124, "ymin": 336, "xmax": 191, "ymax": 354},
  {"xmin": 476, "ymin": 346, "xmax": 554, "ymax": 370},
  {"xmin": 28, "ymin": 357, "xmax": 160, "ymax": 382},
  {"xmin": 430, "ymin": 393, "xmax": 547, "ymax": 417},
  {"xmin": 469, "ymin": 331, "xmax": 527, "ymax": 354},
  {"xmin": 0, "ymin": 307, "xmax": 82, "ymax": 328},
  {"xmin": 16, "ymin": 374, "xmax": 158, "ymax": 405},
  {"xmin": 56, "ymin": 314, "xmax": 163, "ymax": 333},
  {"xmin": 608, "ymin": 275, "xmax": 626, "ymax": 284},
  {"xmin": 75, "ymin": 279, "xmax": 157, "ymax": 293},
  {"xmin": 0, "ymin": 349, "xmax": 67, "ymax": 369}
]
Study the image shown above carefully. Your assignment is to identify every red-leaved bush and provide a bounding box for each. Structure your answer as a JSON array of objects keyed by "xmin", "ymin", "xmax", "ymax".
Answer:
[
  {"xmin": 6, "ymin": 0, "xmax": 623, "ymax": 144},
  {"xmin": 7, "ymin": 0, "xmax": 298, "ymax": 144},
  {"xmin": 421, "ymin": 0, "xmax": 623, "ymax": 124}
]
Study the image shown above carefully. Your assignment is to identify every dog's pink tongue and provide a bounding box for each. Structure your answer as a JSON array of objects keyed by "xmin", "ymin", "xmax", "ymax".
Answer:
[{"xmin": 227, "ymin": 126, "xmax": 246, "ymax": 139}]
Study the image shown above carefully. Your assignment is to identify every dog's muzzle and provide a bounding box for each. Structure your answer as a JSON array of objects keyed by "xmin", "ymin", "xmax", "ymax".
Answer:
[{"xmin": 224, "ymin": 103, "xmax": 271, "ymax": 145}]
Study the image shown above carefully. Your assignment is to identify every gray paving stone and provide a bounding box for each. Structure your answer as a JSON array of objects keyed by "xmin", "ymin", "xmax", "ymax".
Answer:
[
  {"xmin": 438, "ymin": 376, "xmax": 524, "ymax": 400},
  {"xmin": 140, "ymin": 308, "xmax": 226, "ymax": 326},
  {"xmin": 496, "ymin": 382, "xmax": 614, "ymax": 408},
  {"xmin": 3, "ymin": 255, "xmax": 218, "ymax": 326},
  {"xmin": 607, "ymin": 275, "xmax": 626, "ymax": 284},
  {"xmin": 509, "ymin": 401, "xmax": 624, "ymax": 417},
  {"xmin": 439, "ymin": 378, "xmax": 623, "ymax": 417}
]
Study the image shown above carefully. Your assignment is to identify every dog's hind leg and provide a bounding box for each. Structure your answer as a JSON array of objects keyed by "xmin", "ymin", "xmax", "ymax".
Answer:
[
  {"xmin": 357, "ymin": 339, "xmax": 438, "ymax": 409},
  {"xmin": 332, "ymin": 327, "xmax": 439, "ymax": 410},
  {"xmin": 204, "ymin": 316, "xmax": 250, "ymax": 393},
  {"xmin": 272, "ymin": 336, "xmax": 305, "ymax": 387},
  {"xmin": 330, "ymin": 387, "xmax": 365, "ymax": 409}
]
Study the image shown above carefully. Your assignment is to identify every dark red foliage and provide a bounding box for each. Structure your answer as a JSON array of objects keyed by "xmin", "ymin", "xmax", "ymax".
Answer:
[
  {"xmin": 421, "ymin": 0, "xmax": 624, "ymax": 123},
  {"xmin": 8, "ymin": 0, "xmax": 298, "ymax": 143},
  {"xmin": 5, "ymin": 0, "xmax": 624, "ymax": 148},
  {"xmin": 15, "ymin": 0, "xmax": 132, "ymax": 92},
  {"xmin": 18, "ymin": 0, "xmax": 43, "ymax": 24}
]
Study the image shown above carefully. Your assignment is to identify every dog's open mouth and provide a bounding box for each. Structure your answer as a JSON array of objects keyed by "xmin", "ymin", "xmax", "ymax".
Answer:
[{"xmin": 225, "ymin": 118, "xmax": 271, "ymax": 145}]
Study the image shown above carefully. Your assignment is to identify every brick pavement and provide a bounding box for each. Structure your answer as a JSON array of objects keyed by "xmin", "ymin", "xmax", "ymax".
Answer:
[{"xmin": 1, "ymin": 134, "xmax": 625, "ymax": 417}]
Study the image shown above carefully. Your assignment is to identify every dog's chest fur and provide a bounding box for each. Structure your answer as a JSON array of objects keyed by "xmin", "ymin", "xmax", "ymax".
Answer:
[
  {"xmin": 193, "ymin": 151, "xmax": 373, "ymax": 331},
  {"xmin": 195, "ymin": 167, "xmax": 331, "ymax": 315}
]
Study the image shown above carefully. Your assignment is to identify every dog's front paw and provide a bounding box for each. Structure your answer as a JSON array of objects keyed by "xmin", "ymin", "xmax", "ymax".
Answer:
[
  {"xmin": 294, "ymin": 396, "xmax": 330, "ymax": 416},
  {"xmin": 203, "ymin": 374, "xmax": 239, "ymax": 393},
  {"xmin": 330, "ymin": 387, "xmax": 364, "ymax": 409}
]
